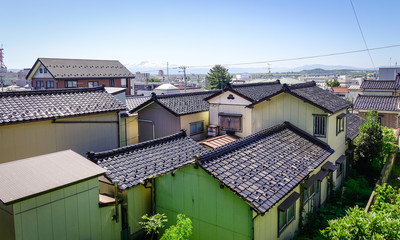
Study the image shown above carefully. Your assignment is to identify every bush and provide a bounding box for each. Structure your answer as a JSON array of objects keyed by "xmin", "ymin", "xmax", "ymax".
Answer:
[
  {"xmin": 139, "ymin": 213, "xmax": 168, "ymax": 240},
  {"xmin": 161, "ymin": 214, "xmax": 192, "ymax": 240}
]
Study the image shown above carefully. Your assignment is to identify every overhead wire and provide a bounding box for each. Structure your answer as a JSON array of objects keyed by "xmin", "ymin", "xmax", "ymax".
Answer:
[{"xmin": 349, "ymin": 0, "xmax": 375, "ymax": 68}]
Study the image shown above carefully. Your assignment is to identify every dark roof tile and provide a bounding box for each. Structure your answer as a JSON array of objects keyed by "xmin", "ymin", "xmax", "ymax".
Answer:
[
  {"xmin": 353, "ymin": 95, "xmax": 399, "ymax": 112},
  {"xmin": 346, "ymin": 113, "xmax": 365, "ymax": 140},
  {"xmin": 197, "ymin": 122, "xmax": 334, "ymax": 214},
  {"xmin": 0, "ymin": 86, "xmax": 125, "ymax": 125},
  {"xmin": 91, "ymin": 130, "xmax": 206, "ymax": 190},
  {"xmin": 361, "ymin": 80, "xmax": 398, "ymax": 90}
]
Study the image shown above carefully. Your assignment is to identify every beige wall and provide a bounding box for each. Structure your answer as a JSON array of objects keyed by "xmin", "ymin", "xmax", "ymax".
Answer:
[
  {"xmin": 0, "ymin": 112, "xmax": 119, "ymax": 163},
  {"xmin": 357, "ymin": 110, "xmax": 399, "ymax": 129},
  {"xmin": 120, "ymin": 114, "xmax": 139, "ymax": 147},
  {"xmin": 180, "ymin": 111, "xmax": 209, "ymax": 140}
]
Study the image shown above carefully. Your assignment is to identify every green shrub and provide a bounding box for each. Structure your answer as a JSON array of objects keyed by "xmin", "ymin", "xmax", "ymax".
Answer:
[{"xmin": 161, "ymin": 214, "xmax": 192, "ymax": 240}]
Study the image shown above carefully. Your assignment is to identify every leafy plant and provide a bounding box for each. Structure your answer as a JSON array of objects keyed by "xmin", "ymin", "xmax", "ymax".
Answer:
[
  {"xmin": 160, "ymin": 214, "xmax": 193, "ymax": 240},
  {"xmin": 325, "ymin": 79, "xmax": 340, "ymax": 87},
  {"xmin": 206, "ymin": 65, "xmax": 232, "ymax": 90},
  {"xmin": 139, "ymin": 213, "xmax": 168, "ymax": 240}
]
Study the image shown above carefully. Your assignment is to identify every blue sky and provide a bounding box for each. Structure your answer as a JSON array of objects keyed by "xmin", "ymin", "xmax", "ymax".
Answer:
[{"xmin": 3, "ymin": 0, "xmax": 400, "ymax": 72}]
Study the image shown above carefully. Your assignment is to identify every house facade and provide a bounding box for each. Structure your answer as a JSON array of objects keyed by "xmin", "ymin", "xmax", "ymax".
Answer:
[
  {"xmin": 0, "ymin": 86, "xmax": 125, "ymax": 163},
  {"xmin": 26, "ymin": 58, "xmax": 134, "ymax": 95},
  {"xmin": 128, "ymin": 91, "xmax": 219, "ymax": 142}
]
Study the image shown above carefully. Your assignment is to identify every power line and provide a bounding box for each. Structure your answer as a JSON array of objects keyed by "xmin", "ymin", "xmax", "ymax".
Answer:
[
  {"xmin": 349, "ymin": 0, "xmax": 375, "ymax": 68},
  {"xmin": 137, "ymin": 44, "xmax": 400, "ymax": 72}
]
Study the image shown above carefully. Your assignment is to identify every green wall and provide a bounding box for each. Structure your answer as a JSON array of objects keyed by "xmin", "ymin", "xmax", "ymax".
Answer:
[
  {"xmin": 155, "ymin": 165, "xmax": 253, "ymax": 240},
  {"xmin": 13, "ymin": 177, "xmax": 121, "ymax": 240}
]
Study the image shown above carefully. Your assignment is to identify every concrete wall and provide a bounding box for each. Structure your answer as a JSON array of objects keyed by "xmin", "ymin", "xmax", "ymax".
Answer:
[
  {"xmin": 138, "ymin": 103, "xmax": 180, "ymax": 142},
  {"xmin": 180, "ymin": 111, "xmax": 209, "ymax": 140},
  {"xmin": 12, "ymin": 178, "xmax": 121, "ymax": 240},
  {"xmin": 156, "ymin": 165, "xmax": 253, "ymax": 240},
  {"xmin": 0, "ymin": 112, "xmax": 119, "ymax": 163}
]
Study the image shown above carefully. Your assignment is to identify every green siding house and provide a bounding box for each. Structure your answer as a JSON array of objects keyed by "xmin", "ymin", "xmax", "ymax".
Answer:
[{"xmin": 0, "ymin": 150, "xmax": 121, "ymax": 240}]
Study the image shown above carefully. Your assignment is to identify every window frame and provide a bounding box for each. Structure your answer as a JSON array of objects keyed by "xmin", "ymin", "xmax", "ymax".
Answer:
[
  {"xmin": 313, "ymin": 114, "xmax": 327, "ymax": 138},
  {"xmin": 65, "ymin": 80, "xmax": 78, "ymax": 88},
  {"xmin": 278, "ymin": 202, "xmax": 296, "ymax": 235},
  {"xmin": 121, "ymin": 78, "xmax": 127, "ymax": 87},
  {"xmin": 39, "ymin": 68, "xmax": 43, "ymax": 74},
  {"xmin": 336, "ymin": 115, "xmax": 345, "ymax": 135},
  {"xmin": 109, "ymin": 79, "xmax": 115, "ymax": 87},
  {"xmin": 46, "ymin": 80, "xmax": 54, "ymax": 89},
  {"xmin": 36, "ymin": 80, "xmax": 44, "ymax": 88},
  {"xmin": 189, "ymin": 121, "xmax": 204, "ymax": 136},
  {"xmin": 44, "ymin": 68, "xmax": 47, "ymax": 73},
  {"xmin": 219, "ymin": 113, "xmax": 242, "ymax": 132},
  {"xmin": 88, "ymin": 81, "xmax": 99, "ymax": 88}
]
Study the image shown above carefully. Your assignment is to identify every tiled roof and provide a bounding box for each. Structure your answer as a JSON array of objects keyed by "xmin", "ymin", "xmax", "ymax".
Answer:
[
  {"xmin": 360, "ymin": 80, "xmax": 398, "ymax": 90},
  {"xmin": 29, "ymin": 58, "xmax": 134, "ymax": 80},
  {"xmin": 129, "ymin": 91, "xmax": 220, "ymax": 116},
  {"xmin": 331, "ymin": 87, "xmax": 349, "ymax": 93},
  {"xmin": 0, "ymin": 86, "xmax": 125, "ymax": 125},
  {"xmin": 288, "ymin": 83, "xmax": 352, "ymax": 113},
  {"xmin": 89, "ymin": 130, "xmax": 206, "ymax": 190},
  {"xmin": 230, "ymin": 81, "xmax": 282, "ymax": 102},
  {"xmin": 126, "ymin": 96, "xmax": 151, "ymax": 111},
  {"xmin": 206, "ymin": 81, "xmax": 352, "ymax": 113},
  {"xmin": 197, "ymin": 122, "xmax": 334, "ymax": 214},
  {"xmin": 346, "ymin": 113, "xmax": 365, "ymax": 141},
  {"xmin": 353, "ymin": 95, "xmax": 399, "ymax": 112}
]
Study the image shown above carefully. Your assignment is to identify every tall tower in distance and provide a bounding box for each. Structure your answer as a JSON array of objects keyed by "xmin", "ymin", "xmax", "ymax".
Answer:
[{"xmin": 0, "ymin": 44, "xmax": 6, "ymax": 71}]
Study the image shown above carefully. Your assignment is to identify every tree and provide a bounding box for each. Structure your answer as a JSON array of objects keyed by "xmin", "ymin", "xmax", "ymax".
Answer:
[
  {"xmin": 149, "ymin": 78, "xmax": 161, "ymax": 82},
  {"xmin": 325, "ymin": 79, "xmax": 340, "ymax": 87},
  {"xmin": 139, "ymin": 213, "xmax": 168, "ymax": 240},
  {"xmin": 380, "ymin": 126, "xmax": 398, "ymax": 167},
  {"xmin": 206, "ymin": 65, "xmax": 232, "ymax": 90},
  {"xmin": 160, "ymin": 214, "xmax": 192, "ymax": 240},
  {"xmin": 354, "ymin": 110, "xmax": 383, "ymax": 173}
]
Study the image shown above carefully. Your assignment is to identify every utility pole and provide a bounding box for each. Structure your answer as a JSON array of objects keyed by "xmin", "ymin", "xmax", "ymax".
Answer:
[
  {"xmin": 179, "ymin": 66, "xmax": 187, "ymax": 93},
  {"xmin": 167, "ymin": 62, "xmax": 169, "ymax": 83}
]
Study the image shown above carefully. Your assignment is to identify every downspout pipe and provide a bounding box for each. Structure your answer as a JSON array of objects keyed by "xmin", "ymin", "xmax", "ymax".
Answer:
[{"xmin": 138, "ymin": 119, "xmax": 156, "ymax": 139}]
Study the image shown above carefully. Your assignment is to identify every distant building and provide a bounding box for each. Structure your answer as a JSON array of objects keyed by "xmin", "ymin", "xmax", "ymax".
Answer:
[
  {"xmin": 135, "ymin": 72, "xmax": 150, "ymax": 82},
  {"xmin": 26, "ymin": 58, "xmax": 134, "ymax": 95},
  {"xmin": 158, "ymin": 70, "xmax": 164, "ymax": 76},
  {"xmin": 379, "ymin": 67, "xmax": 400, "ymax": 80}
]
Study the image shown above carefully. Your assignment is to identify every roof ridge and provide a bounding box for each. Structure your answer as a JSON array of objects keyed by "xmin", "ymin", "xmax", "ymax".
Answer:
[
  {"xmin": 39, "ymin": 57, "xmax": 120, "ymax": 62},
  {"xmin": 197, "ymin": 121, "xmax": 332, "ymax": 163},
  {"xmin": 358, "ymin": 94, "xmax": 400, "ymax": 98},
  {"xmin": 88, "ymin": 130, "xmax": 188, "ymax": 161},
  {"xmin": 230, "ymin": 80, "xmax": 281, "ymax": 88},
  {"xmin": 156, "ymin": 90, "xmax": 221, "ymax": 99},
  {"xmin": 288, "ymin": 81, "xmax": 316, "ymax": 89},
  {"xmin": 0, "ymin": 85, "xmax": 105, "ymax": 97}
]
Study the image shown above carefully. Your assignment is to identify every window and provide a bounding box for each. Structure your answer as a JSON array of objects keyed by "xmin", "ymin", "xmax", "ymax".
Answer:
[
  {"xmin": 39, "ymin": 68, "xmax": 43, "ymax": 73},
  {"xmin": 336, "ymin": 162, "xmax": 344, "ymax": 177},
  {"xmin": 336, "ymin": 114, "xmax": 345, "ymax": 135},
  {"xmin": 313, "ymin": 115, "xmax": 327, "ymax": 137},
  {"xmin": 378, "ymin": 116, "xmax": 382, "ymax": 125},
  {"xmin": 44, "ymin": 68, "xmax": 47, "ymax": 73},
  {"xmin": 36, "ymin": 80, "xmax": 44, "ymax": 88},
  {"xmin": 219, "ymin": 113, "xmax": 242, "ymax": 132},
  {"xmin": 190, "ymin": 121, "xmax": 204, "ymax": 135},
  {"xmin": 278, "ymin": 203, "xmax": 295, "ymax": 234},
  {"xmin": 303, "ymin": 182, "xmax": 315, "ymax": 205},
  {"xmin": 121, "ymin": 78, "xmax": 126, "ymax": 87},
  {"xmin": 88, "ymin": 81, "xmax": 99, "ymax": 88},
  {"xmin": 109, "ymin": 79, "xmax": 115, "ymax": 87},
  {"xmin": 65, "ymin": 80, "xmax": 78, "ymax": 88},
  {"xmin": 46, "ymin": 81, "xmax": 54, "ymax": 88}
]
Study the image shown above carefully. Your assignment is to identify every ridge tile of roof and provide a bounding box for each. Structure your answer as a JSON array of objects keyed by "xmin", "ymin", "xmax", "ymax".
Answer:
[
  {"xmin": 0, "ymin": 86, "xmax": 126, "ymax": 125},
  {"xmin": 197, "ymin": 121, "xmax": 334, "ymax": 214},
  {"xmin": 90, "ymin": 130, "xmax": 207, "ymax": 190},
  {"xmin": 353, "ymin": 95, "xmax": 400, "ymax": 112},
  {"xmin": 346, "ymin": 113, "xmax": 365, "ymax": 141},
  {"xmin": 129, "ymin": 90, "xmax": 220, "ymax": 115}
]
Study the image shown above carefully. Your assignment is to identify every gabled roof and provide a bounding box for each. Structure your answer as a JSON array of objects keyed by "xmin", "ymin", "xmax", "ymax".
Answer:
[
  {"xmin": 346, "ymin": 113, "xmax": 365, "ymax": 141},
  {"xmin": 360, "ymin": 80, "xmax": 398, "ymax": 90},
  {"xmin": 129, "ymin": 91, "xmax": 220, "ymax": 116},
  {"xmin": 0, "ymin": 150, "xmax": 105, "ymax": 204},
  {"xmin": 27, "ymin": 58, "xmax": 134, "ymax": 80},
  {"xmin": 0, "ymin": 86, "xmax": 125, "ymax": 126},
  {"xmin": 353, "ymin": 95, "xmax": 399, "ymax": 112},
  {"xmin": 197, "ymin": 122, "xmax": 334, "ymax": 214},
  {"xmin": 89, "ymin": 130, "xmax": 206, "ymax": 190},
  {"xmin": 205, "ymin": 81, "xmax": 352, "ymax": 113},
  {"xmin": 126, "ymin": 96, "xmax": 151, "ymax": 111},
  {"xmin": 331, "ymin": 87, "xmax": 349, "ymax": 93}
]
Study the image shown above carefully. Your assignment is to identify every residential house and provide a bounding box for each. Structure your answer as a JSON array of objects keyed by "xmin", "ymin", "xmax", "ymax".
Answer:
[
  {"xmin": 88, "ymin": 130, "xmax": 206, "ymax": 239},
  {"xmin": 0, "ymin": 150, "xmax": 121, "ymax": 240},
  {"xmin": 26, "ymin": 58, "xmax": 134, "ymax": 95},
  {"xmin": 331, "ymin": 87, "xmax": 349, "ymax": 99},
  {"xmin": 0, "ymin": 86, "xmax": 125, "ymax": 163},
  {"xmin": 128, "ymin": 90, "xmax": 219, "ymax": 142},
  {"xmin": 379, "ymin": 67, "xmax": 400, "ymax": 80},
  {"xmin": 353, "ymin": 95, "xmax": 399, "ymax": 129},
  {"xmin": 360, "ymin": 76, "xmax": 400, "ymax": 96}
]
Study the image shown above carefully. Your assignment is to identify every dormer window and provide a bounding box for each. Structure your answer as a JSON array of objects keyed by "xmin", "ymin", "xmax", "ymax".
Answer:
[
  {"xmin": 44, "ymin": 68, "xmax": 47, "ymax": 73},
  {"xmin": 39, "ymin": 68, "xmax": 43, "ymax": 73}
]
